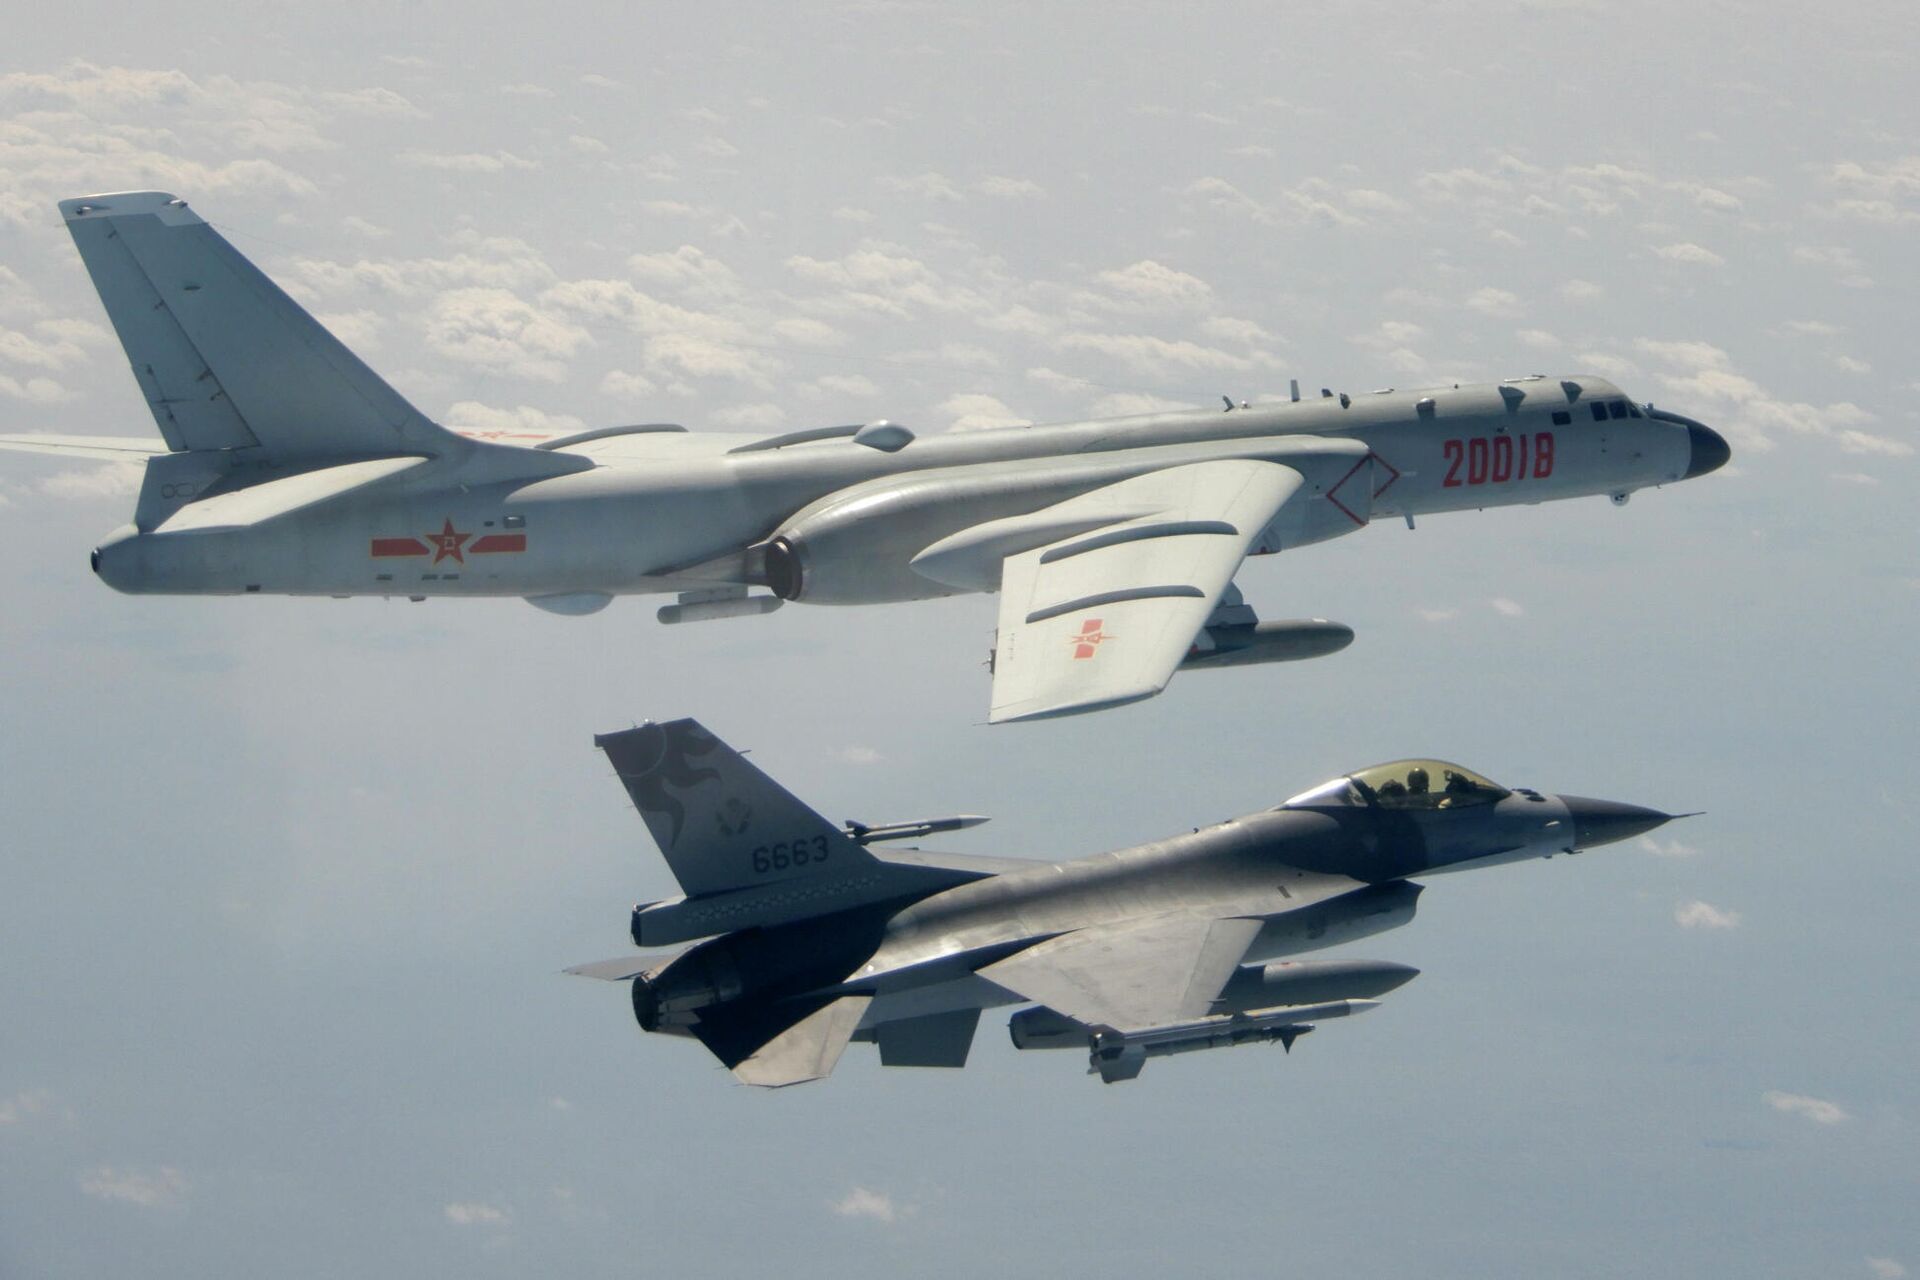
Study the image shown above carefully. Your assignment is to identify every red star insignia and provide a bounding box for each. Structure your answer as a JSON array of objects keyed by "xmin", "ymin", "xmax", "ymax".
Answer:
[{"xmin": 426, "ymin": 517, "xmax": 472, "ymax": 564}]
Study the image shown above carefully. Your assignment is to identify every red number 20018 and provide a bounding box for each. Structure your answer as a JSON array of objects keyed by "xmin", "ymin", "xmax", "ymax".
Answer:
[{"xmin": 1443, "ymin": 432, "xmax": 1554, "ymax": 487}]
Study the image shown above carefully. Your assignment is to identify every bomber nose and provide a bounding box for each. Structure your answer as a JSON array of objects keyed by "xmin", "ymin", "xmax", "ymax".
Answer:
[
  {"xmin": 1559, "ymin": 796, "xmax": 1676, "ymax": 850},
  {"xmin": 1684, "ymin": 422, "xmax": 1731, "ymax": 478}
]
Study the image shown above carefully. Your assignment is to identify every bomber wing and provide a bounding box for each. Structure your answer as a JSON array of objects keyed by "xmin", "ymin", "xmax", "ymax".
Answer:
[
  {"xmin": 984, "ymin": 459, "xmax": 1305, "ymax": 722},
  {"xmin": 0, "ymin": 433, "xmax": 167, "ymax": 459},
  {"xmin": 978, "ymin": 912, "xmax": 1264, "ymax": 1031}
]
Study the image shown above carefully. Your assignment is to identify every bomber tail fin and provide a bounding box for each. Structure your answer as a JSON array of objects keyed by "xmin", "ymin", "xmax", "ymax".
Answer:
[{"xmin": 60, "ymin": 192, "xmax": 461, "ymax": 464}]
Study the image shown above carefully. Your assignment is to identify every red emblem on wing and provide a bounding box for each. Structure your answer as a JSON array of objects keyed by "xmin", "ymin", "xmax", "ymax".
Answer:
[{"xmin": 1070, "ymin": 617, "xmax": 1111, "ymax": 660}]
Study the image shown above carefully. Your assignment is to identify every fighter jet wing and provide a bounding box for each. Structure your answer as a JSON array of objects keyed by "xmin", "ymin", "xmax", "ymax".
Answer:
[
  {"xmin": 987, "ymin": 459, "xmax": 1305, "ymax": 723},
  {"xmin": 978, "ymin": 913, "xmax": 1264, "ymax": 1031},
  {"xmin": 0, "ymin": 433, "xmax": 167, "ymax": 458}
]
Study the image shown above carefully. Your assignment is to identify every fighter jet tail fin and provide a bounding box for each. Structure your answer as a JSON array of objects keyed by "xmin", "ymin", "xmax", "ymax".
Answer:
[
  {"xmin": 596, "ymin": 719, "xmax": 877, "ymax": 898},
  {"xmin": 60, "ymin": 192, "xmax": 463, "ymax": 465},
  {"xmin": 599, "ymin": 719, "xmax": 988, "ymax": 944}
]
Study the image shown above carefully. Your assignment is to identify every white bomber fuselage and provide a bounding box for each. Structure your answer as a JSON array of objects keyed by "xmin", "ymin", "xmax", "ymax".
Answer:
[{"xmin": 91, "ymin": 375, "xmax": 1711, "ymax": 602}]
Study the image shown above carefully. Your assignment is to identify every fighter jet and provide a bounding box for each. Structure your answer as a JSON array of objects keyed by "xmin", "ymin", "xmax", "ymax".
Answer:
[
  {"xmin": 569, "ymin": 718, "xmax": 1684, "ymax": 1085},
  {"xmin": 1, "ymin": 192, "xmax": 1731, "ymax": 721}
]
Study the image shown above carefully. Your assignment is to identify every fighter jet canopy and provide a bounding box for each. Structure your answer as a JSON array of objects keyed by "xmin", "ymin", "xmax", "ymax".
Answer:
[{"xmin": 1284, "ymin": 760, "xmax": 1510, "ymax": 811}]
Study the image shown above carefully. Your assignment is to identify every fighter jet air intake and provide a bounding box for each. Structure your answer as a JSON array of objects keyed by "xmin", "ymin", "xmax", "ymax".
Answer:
[
  {"xmin": 0, "ymin": 192, "xmax": 1730, "ymax": 720},
  {"xmin": 568, "ymin": 718, "xmax": 1684, "ymax": 1086}
]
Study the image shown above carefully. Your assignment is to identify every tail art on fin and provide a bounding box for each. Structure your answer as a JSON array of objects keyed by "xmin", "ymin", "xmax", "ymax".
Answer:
[
  {"xmin": 596, "ymin": 719, "xmax": 873, "ymax": 898},
  {"xmin": 61, "ymin": 192, "xmax": 460, "ymax": 464},
  {"xmin": 597, "ymin": 719, "xmax": 987, "ymax": 946}
]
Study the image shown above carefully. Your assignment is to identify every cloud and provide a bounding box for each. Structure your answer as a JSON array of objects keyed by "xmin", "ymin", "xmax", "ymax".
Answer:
[
  {"xmin": 1087, "ymin": 391, "xmax": 1191, "ymax": 416},
  {"xmin": 711, "ymin": 402, "xmax": 785, "ymax": 430},
  {"xmin": 810, "ymin": 373, "xmax": 878, "ymax": 398},
  {"xmin": 289, "ymin": 230, "xmax": 559, "ymax": 298},
  {"xmin": 1056, "ymin": 332, "xmax": 1255, "ymax": 375},
  {"xmin": 880, "ymin": 171, "xmax": 962, "ymax": 201},
  {"xmin": 1763, "ymin": 1090, "xmax": 1848, "ymax": 1125},
  {"xmin": 627, "ymin": 246, "xmax": 743, "ymax": 302},
  {"xmin": 396, "ymin": 150, "xmax": 537, "ymax": 173},
  {"xmin": 0, "ymin": 372, "xmax": 71, "ymax": 404},
  {"xmin": 37, "ymin": 463, "xmax": 144, "ymax": 499},
  {"xmin": 1416, "ymin": 607, "xmax": 1460, "ymax": 623},
  {"xmin": 1181, "ymin": 175, "xmax": 1363, "ymax": 228},
  {"xmin": 1792, "ymin": 245, "xmax": 1872, "ymax": 288},
  {"xmin": 1465, "ymin": 288, "xmax": 1524, "ymax": 317},
  {"xmin": 1634, "ymin": 339, "xmax": 1907, "ymax": 455},
  {"xmin": 1560, "ymin": 279, "xmax": 1605, "ymax": 302},
  {"xmin": 0, "ymin": 1089, "xmax": 54, "ymax": 1124},
  {"xmin": 80, "ymin": 1165, "xmax": 188, "ymax": 1207},
  {"xmin": 444, "ymin": 1201, "xmax": 511, "ymax": 1226},
  {"xmin": 442, "ymin": 401, "xmax": 586, "ymax": 437},
  {"xmin": 423, "ymin": 288, "xmax": 591, "ymax": 382},
  {"xmin": 599, "ymin": 369, "xmax": 660, "ymax": 401},
  {"xmin": 975, "ymin": 175, "xmax": 1043, "ymax": 200},
  {"xmin": 836, "ymin": 745, "xmax": 882, "ymax": 765},
  {"xmin": 1675, "ymin": 900, "xmax": 1740, "ymax": 929},
  {"xmin": 1637, "ymin": 835, "xmax": 1700, "ymax": 858},
  {"xmin": 940, "ymin": 393, "xmax": 1027, "ymax": 432},
  {"xmin": 1867, "ymin": 1259, "xmax": 1908, "ymax": 1279},
  {"xmin": 1094, "ymin": 260, "xmax": 1212, "ymax": 304},
  {"xmin": 1653, "ymin": 242, "xmax": 1726, "ymax": 267},
  {"xmin": 830, "ymin": 1186, "xmax": 899, "ymax": 1222},
  {"xmin": 1489, "ymin": 597, "xmax": 1525, "ymax": 617}
]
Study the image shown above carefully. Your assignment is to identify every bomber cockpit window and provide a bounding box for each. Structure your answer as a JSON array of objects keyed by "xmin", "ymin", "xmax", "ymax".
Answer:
[{"xmin": 1347, "ymin": 760, "xmax": 1509, "ymax": 810}]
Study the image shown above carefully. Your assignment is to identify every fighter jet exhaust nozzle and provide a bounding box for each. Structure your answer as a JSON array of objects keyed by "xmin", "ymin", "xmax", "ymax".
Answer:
[
  {"xmin": 1559, "ymin": 796, "xmax": 1676, "ymax": 850},
  {"xmin": 631, "ymin": 945, "xmax": 746, "ymax": 1030}
]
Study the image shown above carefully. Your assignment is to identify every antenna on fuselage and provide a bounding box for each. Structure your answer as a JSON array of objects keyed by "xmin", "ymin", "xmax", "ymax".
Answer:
[{"xmin": 1290, "ymin": 379, "xmax": 1301, "ymax": 403}]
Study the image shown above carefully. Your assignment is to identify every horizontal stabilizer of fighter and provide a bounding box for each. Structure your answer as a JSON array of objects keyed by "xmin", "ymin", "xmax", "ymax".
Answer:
[
  {"xmin": 844, "ymin": 814, "xmax": 991, "ymax": 845},
  {"xmin": 563, "ymin": 953, "xmax": 680, "ymax": 982}
]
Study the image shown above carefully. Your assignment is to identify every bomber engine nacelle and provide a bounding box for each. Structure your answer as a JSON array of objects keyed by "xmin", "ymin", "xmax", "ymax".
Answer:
[
  {"xmin": 759, "ymin": 464, "xmax": 1131, "ymax": 605},
  {"xmin": 757, "ymin": 444, "xmax": 1375, "ymax": 606}
]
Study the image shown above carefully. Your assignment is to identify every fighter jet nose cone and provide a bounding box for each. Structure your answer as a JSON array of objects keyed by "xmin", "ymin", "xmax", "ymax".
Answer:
[
  {"xmin": 1560, "ymin": 796, "xmax": 1674, "ymax": 850},
  {"xmin": 1684, "ymin": 421, "xmax": 1731, "ymax": 478}
]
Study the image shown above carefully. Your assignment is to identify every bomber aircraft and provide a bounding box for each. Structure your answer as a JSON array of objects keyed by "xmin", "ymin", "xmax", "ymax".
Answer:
[
  {"xmin": 2, "ymin": 192, "xmax": 1731, "ymax": 721},
  {"xmin": 569, "ymin": 717, "xmax": 1684, "ymax": 1085}
]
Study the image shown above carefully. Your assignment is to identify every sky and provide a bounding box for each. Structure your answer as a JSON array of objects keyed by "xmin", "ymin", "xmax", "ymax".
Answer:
[{"xmin": 1, "ymin": 1, "xmax": 1916, "ymax": 1275}]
